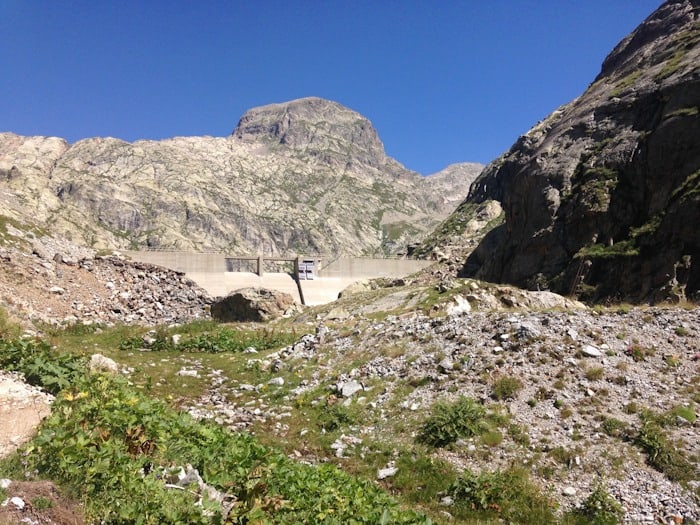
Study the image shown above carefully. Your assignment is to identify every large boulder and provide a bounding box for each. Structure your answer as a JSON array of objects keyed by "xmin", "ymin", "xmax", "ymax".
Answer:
[{"xmin": 210, "ymin": 288, "xmax": 295, "ymax": 322}]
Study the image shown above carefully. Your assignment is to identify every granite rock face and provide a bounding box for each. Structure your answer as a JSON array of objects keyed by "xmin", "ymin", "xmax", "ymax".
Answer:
[
  {"xmin": 0, "ymin": 97, "xmax": 482, "ymax": 257},
  {"xmin": 459, "ymin": 0, "xmax": 699, "ymax": 303}
]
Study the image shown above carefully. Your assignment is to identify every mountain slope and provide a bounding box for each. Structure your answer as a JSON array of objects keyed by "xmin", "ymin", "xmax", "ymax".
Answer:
[
  {"xmin": 0, "ymin": 97, "xmax": 482, "ymax": 257},
  {"xmin": 454, "ymin": 0, "xmax": 699, "ymax": 303}
]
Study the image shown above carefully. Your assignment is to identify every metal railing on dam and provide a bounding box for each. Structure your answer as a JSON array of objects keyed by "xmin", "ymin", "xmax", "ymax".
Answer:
[{"xmin": 123, "ymin": 251, "xmax": 432, "ymax": 305}]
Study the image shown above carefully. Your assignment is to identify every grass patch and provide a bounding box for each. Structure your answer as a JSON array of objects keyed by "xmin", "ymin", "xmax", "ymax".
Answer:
[
  {"xmin": 448, "ymin": 467, "xmax": 557, "ymax": 524},
  {"xmin": 491, "ymin": 375, "xmax": 523, "ymax": 400},
  {"xmin": 634, "ymin": 414, "xmax": 696, "ymax": 483},
  {"xmin": 391, "ymin": 453, "xmax": 457, "ymax": 504}
]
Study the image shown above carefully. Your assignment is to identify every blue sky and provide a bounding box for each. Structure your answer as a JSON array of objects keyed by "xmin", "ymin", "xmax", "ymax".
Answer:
[{"xmin": 1, "ymin": 1, "xmax": 661, "ymax": 175}]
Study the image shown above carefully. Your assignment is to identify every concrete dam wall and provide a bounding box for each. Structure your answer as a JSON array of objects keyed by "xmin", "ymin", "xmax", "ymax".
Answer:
[{"xmin": 124, "ymin": 251, "xmax": 431, "ymax": 305}]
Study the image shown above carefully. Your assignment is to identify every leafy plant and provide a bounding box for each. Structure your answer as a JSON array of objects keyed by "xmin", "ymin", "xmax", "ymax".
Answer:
[
  {"xmin": 564, "ymin": 482, "xmax": 623, "ymax": 525},
  {"xmin": 416, "ymin": 396, "xmax": 485, "ymax": 447},
  {"xmin": 0, "ymin": 338, "xmax": 85, "ymax": 395},
  {"xmin": 448, "ymin": 467, "xmax": 557, "ymax": 524}
]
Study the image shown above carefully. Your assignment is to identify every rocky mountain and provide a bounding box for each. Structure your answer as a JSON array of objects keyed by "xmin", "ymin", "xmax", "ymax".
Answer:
[
  {"xmin": 0, "ymin": 97, "xmax": 482, "ymax": 257},
  {"xmin": 449, "ymin": 0, "xmax": 699, "ymax": 303}
]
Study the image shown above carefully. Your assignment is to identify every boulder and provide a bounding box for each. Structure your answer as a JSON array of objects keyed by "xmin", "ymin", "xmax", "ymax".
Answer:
[{"xmin": 210, "ymin": 287, "xmax": 295, "ymax": 322}]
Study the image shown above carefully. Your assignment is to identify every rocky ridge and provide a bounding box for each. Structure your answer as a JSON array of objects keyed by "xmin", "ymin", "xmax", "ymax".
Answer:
[
  {"xmin": 0, "ymin": 97, "xmax": 482, "ymax": 257},
  {"xmin": 440, "ymin": 0, "xmax": 699, "ymax": 303}
]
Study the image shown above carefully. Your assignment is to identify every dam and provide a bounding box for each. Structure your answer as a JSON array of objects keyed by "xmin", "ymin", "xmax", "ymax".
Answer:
[{"xmin": 124, "ymin": 251, "xmax": 432, "ymax": 305}]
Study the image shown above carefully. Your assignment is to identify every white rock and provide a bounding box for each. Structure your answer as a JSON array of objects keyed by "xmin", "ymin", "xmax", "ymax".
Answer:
[
  {"xmin": 562, "ymin": 486, "xmax": 577, "ymax": 496},
  {"xmin": 177, "ymin": 368, "xmax": 199, "ymax": 377},
  {"xmin": 447, "ymin": 295, "xmax": 471, "ymax": 316},
  {"xmin": 438, "ymin": 356, "xmax": 454, "ymax": 372},
  {"xmin": 268, "ymin": 377, "xmax": 285, "ymax": 386},
  {"xmin": 377, "ymin": 467, "xmax": 398, "ymax": 480},
  {"xmin": 49, "ymin": 286, "xmax": 65, "ymax": 295},
  {"xmin": 337, "ymin": 380, "xmax": 363, "ymax": 398},
  {"xmin": 0, "ymin": 479, "xmax": 10, "ymax": 489},
  {"xmin": 89, "ymin": 353, "xmax": 120, "ymax": 374},
  {"xmin": 440, "ymin": 496, "xmax": 454, "ymax": 506},
  {"xmin": 581, "ymin": 344, "xmax": 602, "ymax": 357},
  {"xmin": 10, "ymin": 496, "xmax": 25, "ymax": 509}
]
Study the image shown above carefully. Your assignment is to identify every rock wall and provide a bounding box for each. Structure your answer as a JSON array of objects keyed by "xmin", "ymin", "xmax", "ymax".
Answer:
[{"xmin": 460, "ymin": 0, "xmax": 700, "ymax": 303}]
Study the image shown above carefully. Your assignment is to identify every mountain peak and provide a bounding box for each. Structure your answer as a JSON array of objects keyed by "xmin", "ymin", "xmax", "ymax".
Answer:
[{"xmin": 231, "ymin": 97, "xmax": 389, "ymax": 169}]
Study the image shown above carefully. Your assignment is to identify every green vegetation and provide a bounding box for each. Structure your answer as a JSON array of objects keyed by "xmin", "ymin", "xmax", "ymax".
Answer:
[
  {"xmin": 119, "ymin": 325, "xmax": 299, "ymax": 354},
  {"xmin": 391, "ymin": 454, "xmax": 457, "ymax": 505},
  {"xmin": 448, "ymin": 467, "xmax": 557, "ymax": 524},
  {"xmin": 671, "ymin": 168, "xmax": 700, "ymax": 203},
  {"xmin": 0, "ymin": 338, "xmax": 86, "ymax": 395},
  {"xmin": 416, "ymin": 396, "xmax": 486, "ymax": 447},
  {"xmin": 563, "ymin": 483, "xmax": 623, "ymax": 525},
  {"xmin": 0, "ymin": 336, "xmax": 429, "ymax": 524},
  {"xmin": 575, "ymin": 240, "xmax": 639, "ymax": 260},
  {"xmin": 626, "ymin": 343, "xmax": 656, "ymax": 362},
  {"xmin": 491, "ymin": 375, "xmax": 523, "ymax": 400},
  {"xmin": 609, "ymin": 70, "xmax": 642, "ymax": 97},
  {"xmin": 665, "ymin": 106, "xmax": 699, "ymax": 119},
  {"xmin": 634, "ymin": 411, "xmax": 697, "ymax": 484},
  {"xmin": 0, "ymin": 306, "xmax": 21, "ymax": 340}
]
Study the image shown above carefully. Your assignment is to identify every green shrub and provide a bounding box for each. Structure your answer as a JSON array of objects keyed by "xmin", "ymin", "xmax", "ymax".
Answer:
[
  {"xmin": 635, "ymin": 419, "xmax": 696, "ymax": 483},
  {"xmin": 601, "ymin": 418, "xmax": 627, "ymax": 438},
  {"xmin": 480, "ymin": 430, "xmax": 503, "ymax": 447},
  {"xmin": 449, "ymin": 468, "xmax": 557, "ymax": 524},
  {"xmin": 585, "ymin": 366, "xmax": 604, "ymax": 381},
  {"xmin": 0, "ymin": 338, "xmax": 85, "ymax": 395},
  {"xmin": 491, "ymin": 376, "xmax": 523, "ymax": 400},
  {"xmin": 564, "ymin": 482, "xmax": 623, "ymax": 525},
  {"xmin": 668, "ymin": 404, "xmax": 697, "ymax": 424},
  {"xmin": 416, "ymin": 396, "xmax": 485, "ymax": 447}
]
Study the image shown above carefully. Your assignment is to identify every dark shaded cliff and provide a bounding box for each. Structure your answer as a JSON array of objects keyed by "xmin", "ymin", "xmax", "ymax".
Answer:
[{"xmin": 460, "ymin": 0, "xmax": 699, "ymax": 303}]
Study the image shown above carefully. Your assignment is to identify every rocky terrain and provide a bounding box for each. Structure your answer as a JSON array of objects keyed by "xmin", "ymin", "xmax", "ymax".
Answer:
[
  {"xmin": 435, "ymin": 0, "xmax": 699, "ymax": 303},
  {"xmin": 2, "ymin": 225, "xmax": 697, "ymax": 523},
  {"xmin": 183, "ymin": 298, "xmax": 699, "ymax": 524},
  {"xmin": 0, "ymin": 98, "xmax": 482, "ymax": 257},
  {"xmin": 0, "ymin": 228, "xmax": 211, "ymax": 329}
]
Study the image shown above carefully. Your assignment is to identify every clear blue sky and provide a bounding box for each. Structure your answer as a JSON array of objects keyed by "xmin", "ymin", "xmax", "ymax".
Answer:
[{"xmin": 1, "ymin": 1, "xmax": 661, "ymax": 175}]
